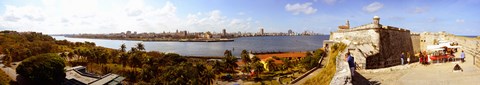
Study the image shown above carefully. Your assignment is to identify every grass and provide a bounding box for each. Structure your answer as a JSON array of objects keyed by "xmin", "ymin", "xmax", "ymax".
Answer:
[
  {"xmin": 303, "ymin": 43, "xmax": 347, "ymax": 85},
  {"xmin": 0, "ymin": 70, "xmax": 12, "ymax": 85}
]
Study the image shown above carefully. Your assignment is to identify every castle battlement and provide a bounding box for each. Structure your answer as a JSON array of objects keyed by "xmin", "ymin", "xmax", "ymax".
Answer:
[{"xmin": 330, "ymin": 16, "xmax": 414, "ymax": 69}]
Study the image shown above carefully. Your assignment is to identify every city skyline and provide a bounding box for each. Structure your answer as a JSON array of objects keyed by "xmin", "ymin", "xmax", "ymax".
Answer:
[{"xmin": 0, "ymin": 0, "xmax": 479, "ymax": 35}]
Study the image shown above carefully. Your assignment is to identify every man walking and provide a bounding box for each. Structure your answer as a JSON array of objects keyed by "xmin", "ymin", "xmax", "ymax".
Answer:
[
  {"xmin": 461, "ymin": 51, "xmax": 465, "ymax": 63},
  {"xmin": 347, "ymin": 52, "xmax": 355, "ymax": 77},
  {"xmin": 401, "ymin": 52, "xmax": 405, "ymax": 65}
]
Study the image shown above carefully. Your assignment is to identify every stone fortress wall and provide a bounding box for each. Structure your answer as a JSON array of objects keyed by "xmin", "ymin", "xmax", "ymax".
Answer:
[{"xmin": 330, "ymin": 16, "xmax": 414, "ymax": 69}]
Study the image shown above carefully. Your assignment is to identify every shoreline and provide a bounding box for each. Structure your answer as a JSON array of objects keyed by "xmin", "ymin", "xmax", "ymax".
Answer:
[{"xmin": 58, "ymin": 35, "xmax": 327, "ymax": 42}]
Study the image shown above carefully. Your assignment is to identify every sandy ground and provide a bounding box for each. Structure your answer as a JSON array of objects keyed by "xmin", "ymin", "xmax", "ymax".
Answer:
[{"xmin": 359, "ymin": 48, "xmax": 480, "ymax": 85}]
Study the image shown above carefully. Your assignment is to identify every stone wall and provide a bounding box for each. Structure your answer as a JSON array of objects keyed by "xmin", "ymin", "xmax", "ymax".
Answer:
[
  {"xmin": 330, "ymin": 28, "xmax": 413, "ymax": 69},
  {"xmin": 370, "ymin": 28, "xmax": 413, "ymax": 69},
  {"xmin": 330, "ymin": 29, "xmax": 380, "ymax": 69},
  {"xmin": 411, "ymin": 34, "xmax": 421, "ymax": 53}
]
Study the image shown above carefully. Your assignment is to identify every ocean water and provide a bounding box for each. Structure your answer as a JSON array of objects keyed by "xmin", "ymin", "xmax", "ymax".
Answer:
[{"xmin": 52, "ymin": 35, "xmax": 329, "ymax": 56}]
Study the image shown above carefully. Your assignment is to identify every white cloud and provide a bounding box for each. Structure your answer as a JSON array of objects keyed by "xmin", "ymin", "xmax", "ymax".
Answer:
[
  {"xmin": 0, "ymin": 0, "xmax": 258, "ymax": 34},
  {"xmin": 412, "ymin": 7, "xmax": 428, "ymax": 14},
  {"xmin": 285, "ymin": 2, "xmax": 318, "ymax": 15},
  {"xmin": 428, "ymin": 17, "xmax": 437, "ymax": 23},
  {"xmin": 456, "ymin": 19, "xmax": 465, "ymax": 23},
  {"xmin": 323, "ymin": 0, "xmax": 337, "ymax": 5},
  {"xmin": 363, "ymin": 2, "xmax": 384, "ymax": 13},
  {"xmin": 237, "ymin": 12, "xmax": 245, "ymax": 16},
  {"xmin": 186, "ymin": 10, "xmax": 256, "ymax": 32}
]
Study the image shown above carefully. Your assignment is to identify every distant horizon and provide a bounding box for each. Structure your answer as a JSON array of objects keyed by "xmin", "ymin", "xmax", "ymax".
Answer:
[{"xmin": 0, "ymin": 0, "xmax": 479, "ymax": 35}]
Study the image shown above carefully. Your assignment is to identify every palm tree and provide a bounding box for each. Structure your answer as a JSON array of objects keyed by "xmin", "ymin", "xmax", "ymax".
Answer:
[
  {"xmin": 266, "ymin": 59, "xmax": 276, "ymax": 72},
  {"xmin": 136, "ymin": 43, "xmax": 145, "ymax": 51},
  {"xmin": 241, "ymin": 49, "xmax": 251, "ymax": 64},
  {"xmin": 212, "ymin": 61, "xmax": 223, "ymax": 74},
  {"xmin": 251, "ymin": 56, "xmax": 260, "ymax": 63},
  {"xmin": 223, "ymin": 50, "xmax": 238, "ymax": 73},
  {"xmin": 3, "ymin": 48, "xmax": 12, "ymax": 67},
  {"xmin": 120, "ymin": 43, "xmax": 127, "ymax": 52},
  {"xmin": 202, "ymin": 68, "xmax": 215, "ymax": 85}
]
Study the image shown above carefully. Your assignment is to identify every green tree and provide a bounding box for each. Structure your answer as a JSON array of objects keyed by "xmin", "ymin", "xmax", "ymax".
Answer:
[
  {"xmin": 241, "ymin": 49, "xmax": 251, "ymax": 64},
  {"xmin": 2, "ymin": 48, "xmax": 12, "ymax": 67},
  {"xmin": 223, "ymin": 50, "xmax": 238, "ymax": 73},
  {"xmin": 251, "ymin": 56, "xmax": 260, "ymax": 63},
  {"xmin": 266, "ymin": 58, "xmax": 276, "ymax": 72},
  {"xmin": 120, "ymin": 43, "xmax": 127, "ymax": 52},
  {"xmin": 120, "ymin": 53, "xmax": 129, "ymax": 67},
  {"xmin": 252, "ymin": 62, "xmax": 264, "ymax": 75},
  {"xmin": 136, "ymin": 43, "xmax": 145, "ymax": 51},
  {"xmin": 16, "ymin": 53, "xmax": 66, "ymax": 85}
]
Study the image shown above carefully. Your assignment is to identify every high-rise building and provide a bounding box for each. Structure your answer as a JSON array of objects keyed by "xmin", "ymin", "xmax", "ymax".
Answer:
[
  {"xmin": 288, "ymin": 29, "xmax": 293, "ymax": 35},
  {"xmin": 126, "ymin": 31, "xmax": 132, "ymax": 35},
  {"xmin": 222, "ymin": 29, "xmax": 227, "ymax": 36},
  {"xmin": 259, "ymin": 27, "xmax": 264, "ymax": 35}
]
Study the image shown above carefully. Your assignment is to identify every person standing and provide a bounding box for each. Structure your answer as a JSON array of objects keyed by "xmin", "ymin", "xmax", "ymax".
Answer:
[
  {"xmin": 407, "ymin": 52, "xmax": 411, "ymax": 64},
  {"xmin": 401, "ymin": 52, "xmax": 405, "ymax": 65},
  {"xmin": 461, "ymin": 51, "xmax": 465, "ymax": 63},
  {"xmin": 346, "ymin": 52, "xmax": 355, "ymax": 77}
]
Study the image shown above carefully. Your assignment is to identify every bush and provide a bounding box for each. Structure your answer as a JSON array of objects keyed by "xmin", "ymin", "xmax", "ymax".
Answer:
[
  {"xmin": 16, "ymin": 53, "xmax": 66, "ymax": 85},
  {"xmin": 303, "ymin": 43, "xmax": 346, "ymax": 85}
]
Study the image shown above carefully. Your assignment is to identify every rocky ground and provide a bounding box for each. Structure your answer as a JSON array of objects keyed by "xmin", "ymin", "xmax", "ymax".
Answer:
[{"xmin": 358, "ymin": 48, "xmax": 480, "ymax": 85}]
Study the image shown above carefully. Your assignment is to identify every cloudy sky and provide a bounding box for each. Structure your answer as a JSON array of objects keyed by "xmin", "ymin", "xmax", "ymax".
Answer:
[{"xmin": 0, "ymin": 0, "xmax": 479, "ymax": 35}]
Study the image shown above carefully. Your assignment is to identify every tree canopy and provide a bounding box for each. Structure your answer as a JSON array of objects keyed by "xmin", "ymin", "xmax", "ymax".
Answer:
[{"xmin": 16, "ymin": 53, "xmax": 66, "ymax": 85}]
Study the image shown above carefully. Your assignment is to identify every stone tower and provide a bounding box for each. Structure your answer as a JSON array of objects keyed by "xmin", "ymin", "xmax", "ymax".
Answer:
[
  {"xmin": 373, "ymin": 16, "xmax": 380, "ymax": 27},
  {"xmin": 346, "ymin": 20, "xmax": 350, "ymax": 28}
]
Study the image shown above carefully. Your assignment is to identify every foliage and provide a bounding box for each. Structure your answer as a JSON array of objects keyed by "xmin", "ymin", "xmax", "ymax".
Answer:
[
  {"xmin": 303, "ymin": 43, "xmax": 346, "ymax": 85},
  {"xmin": 0, "ymin": 70, "xmax": 12, "ymax": 85},
  {"xmin": 16, "ymin": 53, "xmax": 66, "ymax": 85},
  {"xmin": 265, "ymin": 58, "xmax": 277, "ymax": 72},
  {"xmin": 241, "ymin": 49, "xmax": 251, "ymax": 64},
  {"xmin": 223, "ymin": 50, "xmax": 238, "ymax": 73},
  {"xmin": 301, "ymin": 49, "xmax": 325, "ymax": 70}
]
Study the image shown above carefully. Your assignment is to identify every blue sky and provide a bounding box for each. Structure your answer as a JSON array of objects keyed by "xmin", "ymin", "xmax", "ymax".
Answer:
[{"xmin": 0, "ymin": 0, "xmax": 479, "ymax": 35}]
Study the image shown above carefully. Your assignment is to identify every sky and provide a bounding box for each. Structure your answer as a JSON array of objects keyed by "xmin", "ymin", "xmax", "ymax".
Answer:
[{"xmin": 0, "ymin": 0, "xmax": 479, "ymax": 35}]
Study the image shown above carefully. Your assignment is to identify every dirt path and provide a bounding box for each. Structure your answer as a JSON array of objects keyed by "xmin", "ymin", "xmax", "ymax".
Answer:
[{"xmin": 359, "ymin": 48, "xmax": 480, "ymax": 85}]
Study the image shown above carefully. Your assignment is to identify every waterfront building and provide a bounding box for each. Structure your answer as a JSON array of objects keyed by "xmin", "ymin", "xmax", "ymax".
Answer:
[
  {"xmin": 222, "ymin": 29, "xmax": 227, "ymax": 36},
  {"xmin": 288, "ymin": 29, "xmax": 294, "ymax": 35},
  {"xmin": 259, "ymin": 27, "xmax": 264, "ymax": 36},
  {"xmin": 330, "ymin": 16, "xmax": 414, "ymax": 69},
  {"xmin": 126, "ymin": 31, "xmax": 131, "ymax": 35}
]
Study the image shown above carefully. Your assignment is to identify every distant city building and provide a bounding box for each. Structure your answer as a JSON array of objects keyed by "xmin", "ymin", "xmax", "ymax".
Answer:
[
  {"xmin": 288, "ymin": 29, "xmax": 293, "ymax": 35},
  {"xmin": 222, "ymin": 29, "xmax": 227, "ymax": 36},
  {"xmin": 259, "ymin": 27, "xmax": 264, "ymax": 35},
  {"xmin": 126, "ymin": 31, "xmax": 132, "ymax": 35}
]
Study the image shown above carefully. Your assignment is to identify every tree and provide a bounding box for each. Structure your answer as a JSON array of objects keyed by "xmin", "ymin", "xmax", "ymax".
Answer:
[
  {"xmin": 136, "ymin": 43, "xmax": 145, "ymax": 51},
  {"xmin": 241, "ymin": 49, "xmax": 251, "ymax": 64},
  {"xmin": 266, "ymin": 58, "xmax": 276, "ymax": 72},
  {"xmin": 212, "ymin": 61, "xmax": 223, "ymax": 74},
  {"xmin": 120, "ymin": 53, "xmax": 129, "ymax": 67},
  {"xmin": 2, "ymin": 48, "xmax": 12, "ymax": 67},
  {"xmin": 252, "ymin": 62, "xmax": 264, "ymax": 75},
  {"xmin": 16, "ymin": 53, "xmax": 66, "ymax": 85},
  {"xmin": 223, "ymin": 50, "xmax": 238, "ymax": 73},
  {"xmin": 120, "ymin": 43, "xmax": 127, "ymax": 52},
  {"xmin": 251, "ymin": 56, "xmax": 260, "ymax": 63}
]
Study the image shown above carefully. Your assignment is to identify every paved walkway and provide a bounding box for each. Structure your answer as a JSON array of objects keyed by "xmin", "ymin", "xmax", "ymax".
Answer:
[
  {"xmin": 360, "ymin": 48, "xmax": 480, "ymax": 85},
  {"xmin": 0, "ymin": 62, "xmax": 19, "ymax": 81}
]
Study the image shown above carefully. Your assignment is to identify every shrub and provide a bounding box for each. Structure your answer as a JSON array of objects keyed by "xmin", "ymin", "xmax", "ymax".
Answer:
[{"xmin": 16, "ymin": 53, "xmax": 66, "ymax": 85}]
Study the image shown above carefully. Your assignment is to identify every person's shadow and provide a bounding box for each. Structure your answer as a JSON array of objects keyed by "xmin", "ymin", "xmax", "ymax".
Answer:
[{"xmin": 351, "ymin": 71, "xmax": 381, "ymax": 85}]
